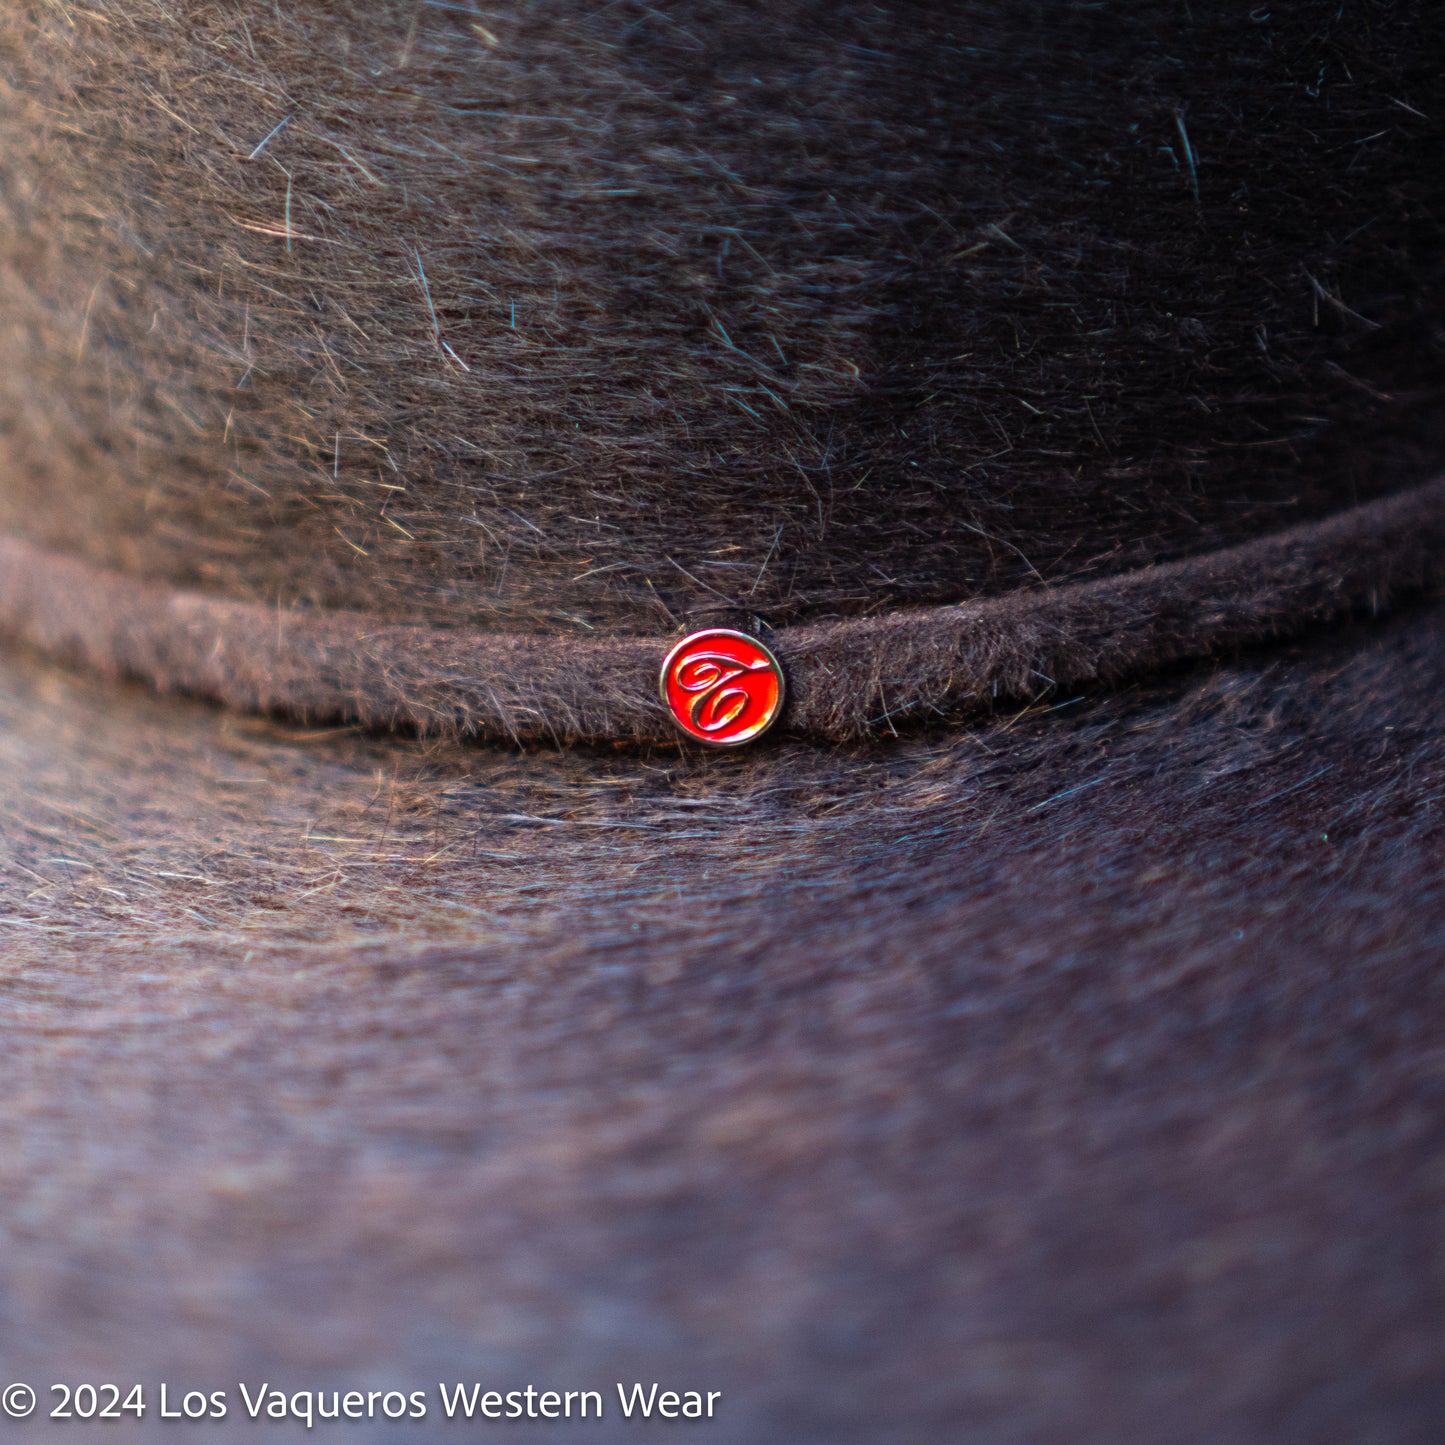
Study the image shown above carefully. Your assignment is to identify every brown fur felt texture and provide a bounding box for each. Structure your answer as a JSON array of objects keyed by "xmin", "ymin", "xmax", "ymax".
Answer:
[
  {"xmin": 1, "ymin": 1, "xmax": 1444, "ymax": 1439},
  {"xmin": 2, "ymin": 469, "xmax": 1445, "ymax": 742},
  {"xmin": 0, "ymin": 0, "xmax": 1443, "ymax": 634},
  {"xmin": 0, "ymin": 596, "xmax": 1443, "ymax": 1440}
]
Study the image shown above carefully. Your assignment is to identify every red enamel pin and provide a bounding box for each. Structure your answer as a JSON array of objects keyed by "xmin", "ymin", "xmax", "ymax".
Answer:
[{"xmin": 660, "ymin": 628, "xmax": 786, "ymax": 747}]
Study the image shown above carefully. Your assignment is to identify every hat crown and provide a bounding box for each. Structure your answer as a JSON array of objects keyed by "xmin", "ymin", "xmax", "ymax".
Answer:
[{"xmin": 0, "ymin": 0, "xmax": 1440, "ymax": 634}]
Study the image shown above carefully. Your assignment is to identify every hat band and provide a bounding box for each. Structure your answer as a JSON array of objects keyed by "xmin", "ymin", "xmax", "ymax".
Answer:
[{"xmin": 2, "ymin": 474, "xmax": 1443, "ymax": 744}]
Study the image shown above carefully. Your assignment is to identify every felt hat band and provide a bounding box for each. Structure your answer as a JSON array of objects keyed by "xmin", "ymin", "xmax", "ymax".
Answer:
[{"xmin": 2, "ymin": 474, "xmax": 1442, "ymax": 744}]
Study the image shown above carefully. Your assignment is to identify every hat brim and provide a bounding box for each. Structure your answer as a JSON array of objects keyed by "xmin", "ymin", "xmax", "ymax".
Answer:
[{"xmin": 1, "ymin": 599, "xmax": 1442, "ymax": 1440}]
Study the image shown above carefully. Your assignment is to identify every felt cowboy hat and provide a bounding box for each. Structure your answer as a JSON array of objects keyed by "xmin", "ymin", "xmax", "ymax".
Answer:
[{"xmin": 0, "ymin": 0, "xmax": 1443, "ymax": 1439}]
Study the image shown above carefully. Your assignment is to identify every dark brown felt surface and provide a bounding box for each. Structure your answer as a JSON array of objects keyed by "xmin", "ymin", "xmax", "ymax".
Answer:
[
  {"xmin": 0, "ymin": 599, "xmax": 1442, "ymax": 1441},
  {"xmin": 0, "ymin": 0, "xmax": 1442, "ymax": 633},
  {"xmin": 0, "ymin": 2, "xmax": 1442, "ymax": 1438}
]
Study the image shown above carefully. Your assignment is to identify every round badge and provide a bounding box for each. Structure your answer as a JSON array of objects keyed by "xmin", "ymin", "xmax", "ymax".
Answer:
[{"xmin": 660, "ymin": 629, "xmax": 786, "ymax": 747}]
